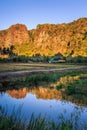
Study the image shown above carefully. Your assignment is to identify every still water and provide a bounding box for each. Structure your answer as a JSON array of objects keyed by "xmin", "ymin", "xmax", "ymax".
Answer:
[{"xmin": 0, "ymin": 87, "xmax": 87, "ymax": 126}]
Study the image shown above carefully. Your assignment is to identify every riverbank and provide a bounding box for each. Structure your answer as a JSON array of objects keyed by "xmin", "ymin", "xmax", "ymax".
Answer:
[
  {"xmin": 0, "ymin": 68, "xmax": 87, "ymax": 106},
  {"xmin": 0, "ymin": 63, "xmax": 86, "ymax": 79}
]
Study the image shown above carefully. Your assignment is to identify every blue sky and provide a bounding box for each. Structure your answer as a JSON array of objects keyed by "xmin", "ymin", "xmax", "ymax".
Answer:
[{"xmin": 0, "ymin": 0, "xmax": 87, "ymax": 30}]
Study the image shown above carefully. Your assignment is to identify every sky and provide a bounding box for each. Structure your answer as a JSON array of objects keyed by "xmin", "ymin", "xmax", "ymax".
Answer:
[{"xmin": 0, "ymin": 0, "xmax": 87, "ymax": 30}]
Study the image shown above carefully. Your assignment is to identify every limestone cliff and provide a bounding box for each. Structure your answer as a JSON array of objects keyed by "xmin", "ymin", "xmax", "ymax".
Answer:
[{"xmin": 0, "ymin": 18, "xmax": 87, "ymax": 57}]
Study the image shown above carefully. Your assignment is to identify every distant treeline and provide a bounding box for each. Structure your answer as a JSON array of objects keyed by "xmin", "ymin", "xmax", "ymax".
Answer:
[{"xmin": 0, "ymin": 52, "xmax": 87, "ymax": 63}]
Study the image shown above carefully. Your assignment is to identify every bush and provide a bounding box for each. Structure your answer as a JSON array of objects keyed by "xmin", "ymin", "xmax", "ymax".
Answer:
[{"xmin": 66, "ymin": 84, "xmax": 76, "ymax": 95}]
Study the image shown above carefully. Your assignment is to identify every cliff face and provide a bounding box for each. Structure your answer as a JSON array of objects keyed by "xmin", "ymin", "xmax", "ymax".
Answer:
[
  {"xmin": 31, "ymin": 18, "xmax": 87, "ymax": 56},
  {"xmin": 0, "ymin": 24, "xmax": 29, "ymax": 47},
  {"xmin": 0, "ymin": 18, "xmax": 87, "ymax": 57}
]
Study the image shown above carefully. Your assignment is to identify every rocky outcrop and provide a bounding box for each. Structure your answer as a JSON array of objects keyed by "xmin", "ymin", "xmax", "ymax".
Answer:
[
  {"xmin": 0, "ymin": 18, "xmax": 87, "ymax": 57},
  {"xmin": 0, "ymin": 24, "xmax": 29, "ymax": 48}
]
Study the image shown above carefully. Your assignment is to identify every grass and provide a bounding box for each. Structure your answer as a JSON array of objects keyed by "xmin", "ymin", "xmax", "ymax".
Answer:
[
  {"xmin": 3, "ymin": 69, "xmax": 87, "ymax": 85},
  {"xmin": 55, "ymin": 73, "xmax": 87, "ymax": 105},
  {"xmin": 0, "ymin": 69, "xmax": 87, "ymax": 89},
  {"xmin": 0, "ymin": 114, "xmax": 72, "ymax": 130},
  {"xmin": 0, "ymin": 63, "xmax": 77, "ymax": 72},
  {"xmin": 63, "ymin": 78, "xmax": 87, "ymax": 105},
  {"xmin": 0, "ymin": 106, "xmax": 87, "ymax": 130},
  {"xmin": 0, "ymin": 105, "xmax": 23, "ymax": 130},
  {"xmin": 0, "ymin": 69, "xmax": 86, "ymax": 87},
  {"xmin": 0, "ymin": 63, "xmax": 43, "ymax": 72}
]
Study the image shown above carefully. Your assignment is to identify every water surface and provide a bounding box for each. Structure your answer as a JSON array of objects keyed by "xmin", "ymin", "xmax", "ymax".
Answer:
[{"xmin": 0, "ymin": 87, "xmax": 87, "ymax": 126}]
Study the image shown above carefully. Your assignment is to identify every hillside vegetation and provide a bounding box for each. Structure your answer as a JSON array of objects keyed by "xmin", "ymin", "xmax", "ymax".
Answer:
[{"xmin": 0, "ymin": 18, "xmax": 87, "ymax": 57}]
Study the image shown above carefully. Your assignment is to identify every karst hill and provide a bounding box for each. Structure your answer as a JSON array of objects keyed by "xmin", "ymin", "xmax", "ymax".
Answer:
[{"xmin": 0, "ymin": 18, "xmax": 87, "ymax": 57}]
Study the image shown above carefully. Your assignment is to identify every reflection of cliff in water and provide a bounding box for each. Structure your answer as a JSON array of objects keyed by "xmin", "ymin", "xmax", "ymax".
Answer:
[
  {"xmin": 29, "ymin": 87, "xmax": 62, "ymax": 100},
  {"xmin": 5, "ymin": 74, "xmax": 87, "ymax": 106},
  {"xmin": 6, "ymin": 87, "xmax": 62, "ymax": 100},
  {"xmin": 28, "ymin": 75, "xmax": 81, "ymax": 100},
  {"xmin": 6, "ymin": 75, "xmax": 81, "ymax": 99},
  {"xmin": 6, "ymin": 88, "xmax": 27, "ymax": 99}
]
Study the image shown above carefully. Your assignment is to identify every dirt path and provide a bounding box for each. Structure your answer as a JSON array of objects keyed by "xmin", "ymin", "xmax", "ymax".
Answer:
[{"xmin": 0, "ymin": 66, "xmax": 87, "ymax": 80}]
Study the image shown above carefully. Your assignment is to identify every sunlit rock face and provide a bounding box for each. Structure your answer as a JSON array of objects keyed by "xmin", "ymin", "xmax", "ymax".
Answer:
[
  {"xmin": 0, "ymin": 18, "xmax": 87, "ymax": 56},
  {"xmin": 7, "ymin": 24, "xmax": 29, "ymax": 45},
  {"xmin": 0, "ymin": 24, "xmax": 29, "ymax": 48}
]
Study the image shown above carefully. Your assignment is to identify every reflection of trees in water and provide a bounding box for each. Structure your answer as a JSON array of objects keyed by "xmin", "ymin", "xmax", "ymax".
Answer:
[{"xmin": 50, "ymin": 75, "xmax": 80, "ymax": 88}]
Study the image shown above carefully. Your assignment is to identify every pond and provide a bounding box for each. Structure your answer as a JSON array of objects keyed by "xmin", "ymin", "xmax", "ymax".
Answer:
[{"xmin": 0, "ymin": 86, "xmax": 87, "ymax": 127}]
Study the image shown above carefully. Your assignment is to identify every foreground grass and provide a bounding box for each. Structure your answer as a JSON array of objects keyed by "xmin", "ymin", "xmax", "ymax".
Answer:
[
  {"xmin": 0, "ymin": 106, "xmax": 87, "ymax": 130},
  {"xmin": 0, "ymin": 116, "xmax": 72, "ymax": 130}
]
